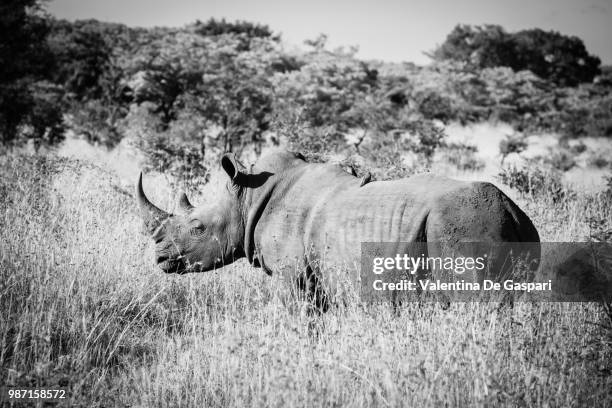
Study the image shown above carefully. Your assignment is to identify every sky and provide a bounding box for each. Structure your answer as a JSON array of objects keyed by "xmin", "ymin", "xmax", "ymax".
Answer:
[{"xmin": 47, "ymin": 0, "xmax": 612, "ymax": 65}]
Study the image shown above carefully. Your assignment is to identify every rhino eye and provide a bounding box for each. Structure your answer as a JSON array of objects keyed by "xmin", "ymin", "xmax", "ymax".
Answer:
[
  {"xmin": 190, "ymin": 228, "xmax": 204, "ymax": 236},
  {"xmin": 188, "ymin": 220, "xmax": 205, "ymax": 236}
]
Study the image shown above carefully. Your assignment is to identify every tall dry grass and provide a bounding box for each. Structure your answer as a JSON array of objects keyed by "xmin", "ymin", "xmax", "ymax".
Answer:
[{"xmin": 1, "ymin": 154, "xmax": 611, "ymax": 407}]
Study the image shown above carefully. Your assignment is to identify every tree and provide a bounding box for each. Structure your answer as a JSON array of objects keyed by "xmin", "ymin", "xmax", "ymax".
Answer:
[
  {"xmin": 132, "ymin": 60, "xmax": 201, "ymax": 127},
  {"xmin": 122, "ymin": 29, "xmax": 277, "ymax": 161},
  {"xmin": 47, "ymin": 19, "xmax": 134, "ymax": 146},
  {"xmin": 194, "ymin": 52, "xmax": 274, "ymax": 154},
  {"xmin": 0, "ymin": 0, "xmax": 62, "ymax": 145},
  {"xmin": 194, "ymin": 18, "xmax": 279, "ymax": 52},
  {"xmin": 194, "ymin": 18, "xmax": 277, "ymax": 40},
  {"xmin": 430, "ymin": 25, "xmax": 517, "ymax": 69},
  {"xmin": 431, "ymin": 24, "xmax": 601, "ymax": 86},
  {"xmin": 512, "ymin": 29, "xmax": 601, "ymax": 87},
  {"xmin": 48, "ymin": 19, "xmax": 114, "ymax": 100}
]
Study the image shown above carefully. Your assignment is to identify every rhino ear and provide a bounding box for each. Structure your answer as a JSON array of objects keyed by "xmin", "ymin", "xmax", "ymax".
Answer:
[
  {"xmin": 178, "ymin": 192, "xmax": 194, "ymax": 212},
  {"xmin": 221, "ymin": 153, "xmax": 247, "ymax": 184}
]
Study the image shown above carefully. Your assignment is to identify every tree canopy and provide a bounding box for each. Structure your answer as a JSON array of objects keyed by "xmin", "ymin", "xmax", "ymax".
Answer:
[
  {"xmin": 1, "ymin": 4, "xmax": 610, "ymax": 172},
  {"xmin": 431, "ymin": 24, "xmax": 601, "ymax": 86},
  {"xmin": 0, "ymin": 0, "xmax": 61, "ymax": 144}
]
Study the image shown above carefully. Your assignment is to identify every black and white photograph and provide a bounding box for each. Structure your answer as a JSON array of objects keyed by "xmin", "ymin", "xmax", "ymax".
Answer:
[{"xmin": 1, "ymin": 0, "xmax": 611, "ymax": 406}]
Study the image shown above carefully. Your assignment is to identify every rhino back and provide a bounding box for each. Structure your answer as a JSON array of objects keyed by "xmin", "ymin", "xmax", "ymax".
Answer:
[
  {"xmin": 253, "ymin": 166, "xmax": 539, "ymax": 278},
  {"xmin": 254, "ymin": 167, "xmax": 460, "ymax": 273}
]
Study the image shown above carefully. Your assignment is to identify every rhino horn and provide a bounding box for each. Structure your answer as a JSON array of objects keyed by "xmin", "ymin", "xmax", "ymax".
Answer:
[
  {"xmin": 178, "ymin": 192, "xmax": 194, "ymax": 212},
  {"xmin": 136, "ymin": 172, "xmax": 170, "ymax": 234}
]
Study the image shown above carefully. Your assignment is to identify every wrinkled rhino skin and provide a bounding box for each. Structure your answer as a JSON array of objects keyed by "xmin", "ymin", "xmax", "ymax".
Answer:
[{"xmin": 137, "ymin": 149, "xmax": 540, "ymax": 309}]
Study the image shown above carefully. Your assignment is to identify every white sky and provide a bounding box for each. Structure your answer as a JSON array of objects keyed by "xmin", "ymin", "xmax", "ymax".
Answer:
[{"xmin": 47, "ymin": 0, "xmax": 612, "ymax": 65}]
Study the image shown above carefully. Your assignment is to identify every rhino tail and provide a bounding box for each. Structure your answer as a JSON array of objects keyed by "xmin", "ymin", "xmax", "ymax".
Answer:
[{"xmin": 502, "ymin": 193, "xmax": 541, "ymax": 272}]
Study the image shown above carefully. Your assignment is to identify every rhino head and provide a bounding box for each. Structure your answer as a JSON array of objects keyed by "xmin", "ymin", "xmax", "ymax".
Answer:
[{"xmin": 136, "ymin": 154, "xmax": 250, "ymax": 273}]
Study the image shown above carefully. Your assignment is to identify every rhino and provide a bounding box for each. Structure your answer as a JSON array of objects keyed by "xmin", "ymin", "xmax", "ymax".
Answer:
[{"xmin": 137, "ymin": 149, "xmax": 540, "ymax": 309}]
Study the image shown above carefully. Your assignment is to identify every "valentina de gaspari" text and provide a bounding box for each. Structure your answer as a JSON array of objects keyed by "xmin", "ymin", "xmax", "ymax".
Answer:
[{"xmin": 372, "ymin": 279, "xmax": 552, "ymax": 292}]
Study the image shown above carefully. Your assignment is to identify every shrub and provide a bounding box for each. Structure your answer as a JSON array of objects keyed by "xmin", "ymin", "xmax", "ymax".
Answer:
[
  {"xmin": 415, "ymin": 90, "xmax": 454, "ymax": 122},
  {"xmin": 547, "ymin": 150, "xmax": 576, "ymax": 172},
  {"xmin": 586, "ymin": 176, "xmax": 612, "ymax": 240},
  {"xmin": 286, "ymin": 125, "xmax": 345, "ymax": 160},
  {"xmin": 568, "ymin": 141, "xmax": 587, "ymax": 154},
  {"xmin": 499, "ymin": 135, "xmax": 527, "ymax": 165},
  {"xmin": 555, "ymin": 86, "xmax": 612, "ymax": 138},
  {"xmin": 123, "ymin": 105, "xmax": 211, "ymax": 191},
  {"xmin": 588, "ymin": 154, "xmax": 610, "ymax": 169},
  {"xmin": 497, "ymin": 164, "xmax": 570, "ymax": 203},
  {"xmin": 604, "ymin": 174, "xmax": 612, "ymax": 195},
  {"xmin": 440, "ymin": 143, "xmax": 485, "ymax": 171},
  {"xmin": 136, "ymin": 135, "xmax": 210, "ymax": 191}
]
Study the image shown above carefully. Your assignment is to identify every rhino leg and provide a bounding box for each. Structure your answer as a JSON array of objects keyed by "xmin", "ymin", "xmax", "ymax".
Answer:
[
  {"xmin": 282, "ymin": 260, "xmax": 330, "ymax": 318},
  {"xmin": 299, "ymin": 263, "xmax": 330, "ymax": 313}
]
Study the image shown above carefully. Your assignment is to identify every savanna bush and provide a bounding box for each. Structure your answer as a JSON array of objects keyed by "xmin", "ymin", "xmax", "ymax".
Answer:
[
  {"xmin": 440, "ymin": 142, "xmax": 485, "ymax": 171},
  {"xmin": 499, "ymin": 134, "xmax": 527, "ymax": 165},
  {"xmin": 122, "ymin": 105, "xmax": 211, "ymax": 191},
  {"xmin": 9, "ymin": 13, "xmax": 612, "ymax": 173},
  {"xmin": 497, "ymin": 163, "xmax": 570, "ymax": 203},
  {"xmin": 588, "ymin": 154, "xmax": 610, "ymax": 169},
  {"xmin": 568, "ymin": 140, "xmax": 587, "ymax": 154},
  {"xmin": 547, "ymin": 150, "xmax": 576, "ymax": 172}
]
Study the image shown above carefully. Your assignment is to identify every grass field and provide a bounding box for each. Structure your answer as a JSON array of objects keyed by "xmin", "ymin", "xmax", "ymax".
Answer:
[{"xmin": 1, "ymin": 152, "xmax": 611, "ymax": 407}]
